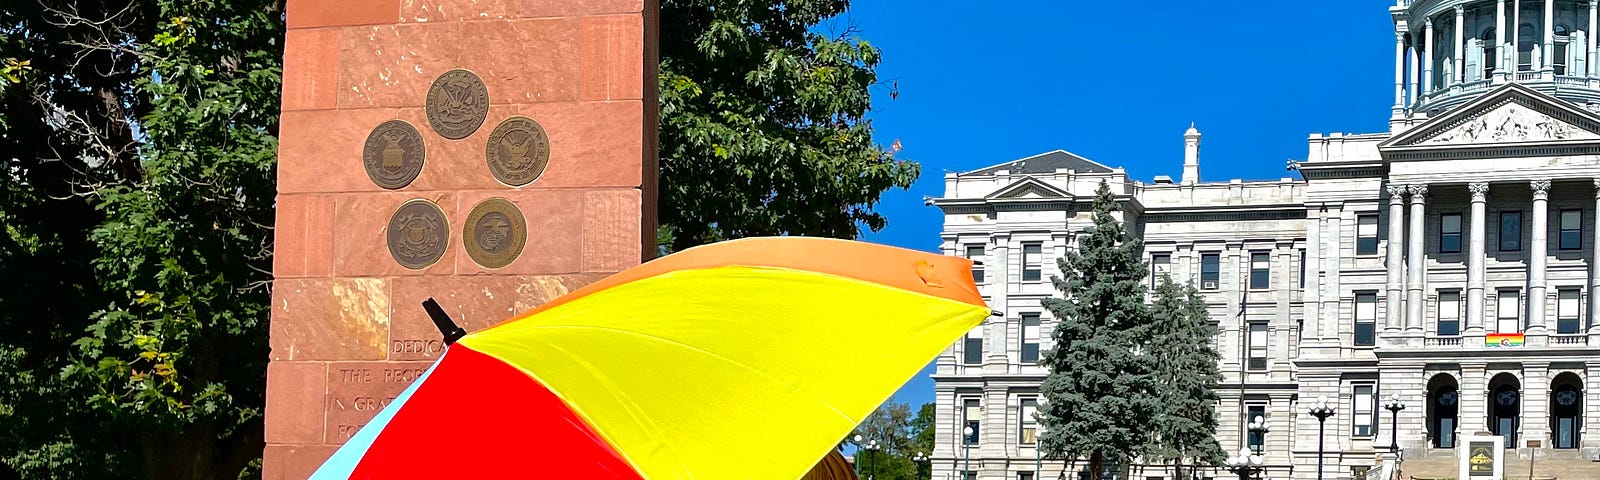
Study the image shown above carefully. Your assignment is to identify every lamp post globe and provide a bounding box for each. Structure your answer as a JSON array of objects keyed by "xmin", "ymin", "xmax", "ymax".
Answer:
[{"xmin": 1247, "ymin": 415, "xmax": 1270, "ymax": 454}]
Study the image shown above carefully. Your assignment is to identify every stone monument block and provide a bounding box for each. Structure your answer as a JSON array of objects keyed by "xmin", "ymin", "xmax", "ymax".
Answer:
[
  {"xmin": 1459, "ymin": 435, "xmax": 1506, "ymax": 480},
  {"xmin": 264, "ymin": 0, "xmax": 657, "ymax": 476}
]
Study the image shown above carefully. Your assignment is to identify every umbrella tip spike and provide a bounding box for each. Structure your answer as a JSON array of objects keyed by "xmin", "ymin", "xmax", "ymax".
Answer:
[{"xmin": 423, "ymin": 298, "xmax": 468, "ymax": 346}]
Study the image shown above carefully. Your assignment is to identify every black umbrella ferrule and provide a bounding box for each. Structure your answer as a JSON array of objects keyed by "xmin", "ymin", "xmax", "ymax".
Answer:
[{"xmin": 422, "ymin": 298, "xmax": 468, "ymax": 346}]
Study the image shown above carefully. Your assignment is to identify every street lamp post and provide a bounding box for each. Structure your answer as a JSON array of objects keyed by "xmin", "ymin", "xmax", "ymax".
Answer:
[
  {"xmin": 1224, "ymin": 447, "xmax": 1266, "ymax": 480},
  {"xmin": 851, "ymin": 434, "xmax": 864, "ymax": 478},
  {"xmin": 1384, "ymin": 393, "xmax": 1407, "ymax": 456},
  {"xmin": 864, "ymin": 438, "xmax": 881, "ymax": 480},
  {"xmin": 1247, "ymin": 415, "xmax": 1270, "ymax": 455},
  {"xmin": 913, "ymin": 452, "xmax": 929, "ymax": 480},
  {"xmin": 1308, "ymin": 396, "xmax": 1338, "ymax": 480},
  {"xmin": 962, "ymin": 426, "xmax": 975, "ymax": 480}
]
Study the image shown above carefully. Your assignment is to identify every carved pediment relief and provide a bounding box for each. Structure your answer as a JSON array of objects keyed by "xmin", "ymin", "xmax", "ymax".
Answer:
[
  {"xmin": 1419, "ymin": 102, "xmax": 1600, "ymax": 145},
  {"xmin": 1383, "ymin": 84, "xmax": 1600, "ymax": 153},
  {"xmin": 988, "ymin": 177, "xmax": 1071, "ymax": 200}
]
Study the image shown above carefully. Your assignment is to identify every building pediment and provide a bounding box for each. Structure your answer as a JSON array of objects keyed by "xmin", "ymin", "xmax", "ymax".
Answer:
[
  {"xmin": 985, "ymin": 176, "xmax": 1073, "ymax": 200},
  {"xmin": 1381, "ymin": 84, "xmax": 1600, "ymax": 160}
]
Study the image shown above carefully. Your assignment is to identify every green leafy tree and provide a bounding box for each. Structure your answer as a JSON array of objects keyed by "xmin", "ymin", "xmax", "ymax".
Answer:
[
  {"xmin": 0, "ymin": 1, "xmax": 281, "ymax": 478},
  {"xmin": 843, "ymin": 401, "xmax": 939, "ymax": 480},
  {"xmin": 657, "ymin": 0, "xmax": 918, "ymax": 252},
  {"xmin": 1145, "ymin": 277, "xmax": 1224, "ymax": 479},
  {"xmin": 1037, "ymin": 180, "xmax": 1161, "ymax": 480}
]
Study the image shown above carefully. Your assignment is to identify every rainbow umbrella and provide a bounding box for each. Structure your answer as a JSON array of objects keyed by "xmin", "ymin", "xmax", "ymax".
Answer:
[{"xmin": 310, "ymin": 237, "xmax": 988, "ymax": 479}]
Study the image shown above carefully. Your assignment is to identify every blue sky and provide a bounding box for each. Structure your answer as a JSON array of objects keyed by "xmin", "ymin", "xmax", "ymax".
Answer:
[{"xmin": 834, "ymin": 0, "xmax": 1398, "ymax": 408}]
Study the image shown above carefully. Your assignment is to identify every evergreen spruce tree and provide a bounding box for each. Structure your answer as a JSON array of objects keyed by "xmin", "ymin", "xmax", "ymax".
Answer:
[
  {"xmin": 1038, "ymin": 180, "xmax": 1161, "ymax": 480},
  {"xmin": 1146, "ymin": 277, "xmax": 1225, "ymax": 479}
]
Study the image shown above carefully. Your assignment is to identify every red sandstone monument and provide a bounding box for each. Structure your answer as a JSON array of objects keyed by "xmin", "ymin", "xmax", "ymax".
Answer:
[{"xmin": 264, "ymin": 0, "xmax": 658, "ymax": 476}]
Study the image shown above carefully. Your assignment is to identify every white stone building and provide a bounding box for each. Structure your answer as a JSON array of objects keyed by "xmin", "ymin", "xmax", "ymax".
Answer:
[{"xmin": 928, "ymin": 2, "xmax": 1600, "ymax": 480}]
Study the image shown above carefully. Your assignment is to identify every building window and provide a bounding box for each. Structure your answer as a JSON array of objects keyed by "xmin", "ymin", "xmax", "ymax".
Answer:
[
  {"xmin": 1019, "ymin": 473, "xmax": 1036, "ymax": 480},
  {"xmin": 1023, "ymin": 243, "xmax": 1043, "ymax": 282},
  {"xmin": 1353, "ymin": 385, "xmax": 1376, "ymax": 437},
  {"xmin": 1357, "ymin": 214, "xmax": 1379, "ymax": 255},
  {"xmin": 963, "ymin": 326, "xmax": 983, "ymax": 365},
  {"xmin": 1201, "ymin": 253, "xmax": 1220, "ymax": 290},
  {"xmin": 1560, "ymin": 209, "xmax": 1583, "ymax": 250},
  {"xmin": 1354, "ymin": 292, "xmax": 1377, "ymax": 346},
  {"xmin": 1247, "ymin": 322, "xmax": 1268, "ymax": 370},
  {"xmin": 966, "ymin": 244, "xmax": 986, "ymax": 284},
  {"xmin": 1500, "ymin": 211, "xmax": 1523, "ymax": 251},
  {"xmin": 1438, "ymin": 291, "xmax": 1461, "ymax": 336},
  {"xmin": 1246, "ymin": 405, "xmax": 1267, "ymax": 452},
  {"xmin": 1151, "ymin": 253, "xmax": 1171, "ymax": 287},
  {"xmin": 1299, "ymin": 249, "xmax": 1307, "ymax": 288},
  {"xmin": 1021, "ymin": 313, "xmax": 1041, "ymax": 364},
  {"xmin": 962, "ymin": 398, "xmax": 981, "ymax": 445},
  {"xmin": 1497, "ymin": 289, "xmax": 1521, "ymax": 333},
  {"xmin": 1441, "ymin": 213, "xmax": 1463, "ymax": 253},
  {"xmin": 964, "ymin": 472, "xmax": 977, "ymax": 480},
  {"xmin": 1019, "ymin": 397, "xmax": 1039, "ymax": 445},
  {"xmin": 1249, "ymin": 252, "xmax": 1270, "ymax": 290},
  {"xmin": 1558, "ymin": 289, "xmax": 1582, "ymax": 334}
]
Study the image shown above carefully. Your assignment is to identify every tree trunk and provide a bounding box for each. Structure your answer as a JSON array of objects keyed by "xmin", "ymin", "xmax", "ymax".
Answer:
[{"xmin": 1090, "ymin": 451, "xmax": 1103, "ymax": 480}]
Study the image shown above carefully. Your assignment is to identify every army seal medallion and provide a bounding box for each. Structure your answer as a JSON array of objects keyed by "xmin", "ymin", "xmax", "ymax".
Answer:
[
  {"xmin": 361, "ymin": 120, "xmax": 426, "ymax": 189},
  {"xmin": 463, "ymin": 197, "xmax": 526, "ymax": 269},
  {"xmin": 484, "ymin": 116, "xmax": 550, "ymax": 186},
  {"xmin": 425, "ymin": 69, "xmax": 489, "ymax": 140},
  {"xmin": 387, "ymin": 199, "xmax": 449, "ymax": 269}
]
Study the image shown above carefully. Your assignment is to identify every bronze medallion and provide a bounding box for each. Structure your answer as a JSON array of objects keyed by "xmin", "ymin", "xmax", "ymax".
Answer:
[
  {"xmin": 485, "ymin": 116, "xmax": 550, "ymax": 186},
  {"xmin": 361, "ymin": 120, "xmax": 426, "ymax": 189},
  {"xmin": 463, "ymin": 197, "xmax": 526, "ymax": 269},
  {"xmin": 387, "ymin": 199, "xmax": 449, "ymax": 269},
  {"xmin": 425, "ymin": 69, "xmax": 489, "ymax": 139}
]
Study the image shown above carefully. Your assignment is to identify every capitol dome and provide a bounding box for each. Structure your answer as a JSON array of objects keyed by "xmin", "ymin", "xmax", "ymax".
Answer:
[{"xmin": 1394, "ymin": 0, "xmax": 1600, "ymax": 117}]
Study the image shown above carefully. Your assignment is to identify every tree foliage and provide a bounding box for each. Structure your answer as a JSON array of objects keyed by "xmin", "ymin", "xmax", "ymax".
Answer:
[
  {"xmin": 843, "ymin": 401, "xmax": 936, "ymax": 480},
  {"xmin": 0, "ymin": 1, "xmax": 282, "ymax": 478},
  {"xmin": 1037, "ymin": 180, "xmax": 1161, "ymax": 480},
  {"xmin": 657, "ymin": 0, "xmax": 918, "ymax": 252},
  {"xmin": 1145, "ymin": 277, "xmax": 1224, "ymax": 478}
]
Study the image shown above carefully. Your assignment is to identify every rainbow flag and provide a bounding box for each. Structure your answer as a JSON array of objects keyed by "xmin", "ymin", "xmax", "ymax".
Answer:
[{"xmin": 1487, "ymin": 333, "xmax": 1525, "ymax": 347}]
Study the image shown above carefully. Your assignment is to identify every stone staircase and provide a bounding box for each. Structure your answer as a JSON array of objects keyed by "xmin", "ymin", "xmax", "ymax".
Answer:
[{"xmin": 1399, "ymin": 447, "xmax": 1597, "ymax": 480}]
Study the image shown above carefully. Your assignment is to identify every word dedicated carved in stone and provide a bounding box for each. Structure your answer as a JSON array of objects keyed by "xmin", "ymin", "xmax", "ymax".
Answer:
[
  {"xmin": 425, "ymin": 69, "xmax": 490, "ymax": 140},
  {"xmin": 1427, "ymin": 103, "xmax": 1600, "ymax": 145},
  {"xmin": 387, "ymin": 199, "xmax": 449, "ymax": 269},
  {"xmin": 463, "ymin": 197, "xmax": 526, "ymax": 269},
  {"xmin": 362, "ymin": 120, "xmax": 426, "ymax": 189},
  {"xmin": 485, "ymin": 116, "xmax": 551, "ymax": 186}
]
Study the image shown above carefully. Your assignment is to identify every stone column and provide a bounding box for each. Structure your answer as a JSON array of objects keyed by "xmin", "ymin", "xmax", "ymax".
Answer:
[
  {"xmin": 1499, "ymin": 0, "xmax": 1508, "ymax": 75},
  {"xmin": 1468, "ymin": 183, "xmax": 1490, "ymax": 335},
  {"xmin": 1590, "ymin": 0, "xmax": 1599, "ymax": 76},
  {"xmin": 1457, "ymin": 4, "xmax": 1468, "ymax": 84},
  {"xmin": 1396, "ymin": 31, "xmax": 1408, "ymax": 111},
  {"xmin": 1530, "ymin": 180, "xmax": 1551, "ymax": 333},
  {"xmin": 1591, "ymin": 181, "xmax": 1600, "ymax": 334},
  {"xmin": 1387, "ymin": 184, "xmax": 1407, "ymax": 332},
  {"xmin": 1546, "ymin": 0, "xmax": 1557, "ymax": 71},
  {"xmin": 1426, "ymin": 18, "xmax": 1437, "ymax": 93},
  {"xmin": 1515, "ymin": 0, "xmax": 1523, "ymax": 72},
  {"xmin": 1408, "ymin": 185, "xmax": 1429, "ymax": 332}
]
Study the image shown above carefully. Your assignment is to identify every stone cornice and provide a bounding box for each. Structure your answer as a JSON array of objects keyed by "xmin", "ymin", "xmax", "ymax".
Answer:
[{"xmin": 1294, "ymin": 159, "xmax": 1388, "ymax": 180}]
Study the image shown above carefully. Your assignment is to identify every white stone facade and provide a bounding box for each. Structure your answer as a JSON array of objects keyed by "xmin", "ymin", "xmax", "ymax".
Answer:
[{"xmin": 928, "ymin": 4, "xmax": 1600, "ymax": 480}]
